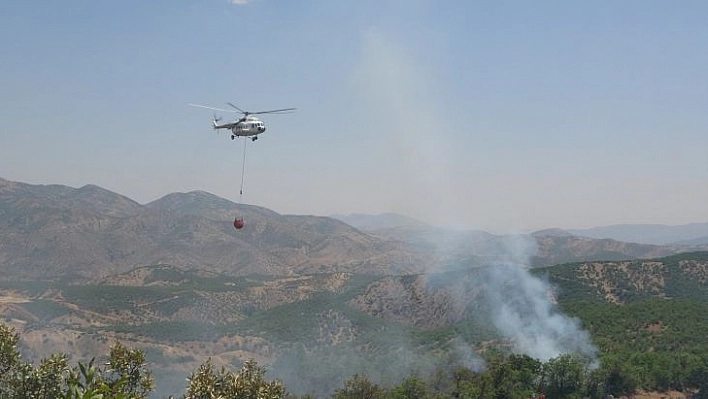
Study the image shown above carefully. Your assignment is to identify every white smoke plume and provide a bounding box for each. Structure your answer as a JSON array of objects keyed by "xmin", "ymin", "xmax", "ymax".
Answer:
[
  {"xmin": 351, "ymin": 28, "xmax": 458, "ymax": 223},
  {"xmin": 426, "ymin": 232, "xmax": 598, "ymax": 363},
  {"xmin": 450, "ymin": 337, "xmax": 486, "ymax": 372},
  {"xmin": 478, "ymin": 262, "xmax": 597, "ymax": 362},
  {"xmin": 353, "ymin": 27, "xmax": 597, "ymax": 364}
]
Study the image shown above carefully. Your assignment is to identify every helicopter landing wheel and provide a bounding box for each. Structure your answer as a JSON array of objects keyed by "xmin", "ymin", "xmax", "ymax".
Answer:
[
  {"xmin": 252, "ymin": 136, "xmax": 258, "ymax": 142},
  {"xmin": 231, "ymin": 135, "xmax": 235, "ymax": 140}
]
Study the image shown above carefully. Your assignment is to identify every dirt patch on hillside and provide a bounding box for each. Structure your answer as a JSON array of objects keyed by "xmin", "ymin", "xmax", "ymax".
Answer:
[
  {"xmin": 0, "ymin": 293, "xmax": 31, "ymax": 303},
  {"xmin": 632, "ymin": 390, "xmax": 687, "ymax": 399},
  {"xmin": 645, "ymin": 321, "xmax": 666, "ymax": 333}
]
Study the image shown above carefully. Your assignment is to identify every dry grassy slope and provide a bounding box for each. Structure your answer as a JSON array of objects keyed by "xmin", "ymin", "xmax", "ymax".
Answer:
[
  {"xmin": 0, "ymin": 268, "xmax": 363, "ymax": 380},
  {"xmin": 348, "ymin": 274, "xmax": 478, "ymax": 328},
  {"xmin": 0, "ymin": 262, "xmax": 474, "ymax": 359},
  {"xmin": 1, "ymin": 268, "xmax": 492, "ymax": 397},
  {"xmin": 0, "ymin": 178, "xmax": 430, "ymax": 280},
  {"xmin": 1, "ymin": 266, "xmax": 359, "ymax": 324},
  {"xmin": 101, "ymin": 265, "xmax": 356, "ymax": 309},
  {"xmin": 96, "ymin": 266, "xmax": 478, "ymax": 329},
  {"xmin": 532, "ymin": 234, "xmax": 683, "ymax": 267}
]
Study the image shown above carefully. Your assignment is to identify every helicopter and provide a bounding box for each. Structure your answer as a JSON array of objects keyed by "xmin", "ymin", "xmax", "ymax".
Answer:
[{"xmin": 189, "ymin": 102, "xmax": 296, "ymax": 141}]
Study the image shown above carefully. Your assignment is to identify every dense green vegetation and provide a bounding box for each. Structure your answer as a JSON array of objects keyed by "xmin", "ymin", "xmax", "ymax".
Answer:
[
  {"xmin": 17, "ymin": 300, "xmax": 72, "ymax": 322},
  {"xmin": 110, "ymin": 321, "xmax": 224, "ymax": 343},
  {"xmin": 563, "ymin": 299, "xmax": 708, "ymax": 353},
  {"xmin": 535, "ymin": 251, "xmax": 708, "ymax": 303},
  {"xmin": 528, "ymin": 252, "xmax": 708, "ymax": 396}
]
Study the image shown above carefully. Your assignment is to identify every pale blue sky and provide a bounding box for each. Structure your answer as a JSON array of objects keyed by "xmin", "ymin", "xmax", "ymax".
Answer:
[{"xmin": 1, "ymin": 1, "xmax": 707, "ymax": 232}]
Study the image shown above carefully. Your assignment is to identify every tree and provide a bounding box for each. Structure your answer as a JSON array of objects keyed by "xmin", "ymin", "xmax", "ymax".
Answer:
[
  {"xmin": 1, "ymin": 322, "xmax": 155, "ymax": 399},
  {"xmin": 387, "ymin": 376, "xmax": 429, "ymax": 399},
  {"xmin": 103, "ymin": 342, "xmax": 154, "ymax": 398},
  {"xmin": 689, "ymin": 364, "xmax": 708, "ymax": 399},
  {"xmin": 0, "ymin": 323, "xmax": 22, "ymax": 398},
  {"xmin": 541, "ymin": 354, "xmax": 587, "ymax": 399},
  {"xmin": 600, "ymin": 356, "xmax": 638, "ymax": 397},
  {"xmin": 62, "ymin": 343, "xmax": 154, "ymax": 399},
  {"xmin": 17, "ymin": 353, "xmax": 70, "ymax": 399},
  {"xmin": 488, "ymin": 354, "xmax": 542, "ymax": 399},
  {"xmin": 1, "ymin": 323, "xmax": 70, "ymax": 398},
  {"xmin": 63, "ymin": 359, "xmax": 113, "ymax": 399},
  {"xmin": 333, "ymin": 374, "xmax": 382, "ymax": 399},
  {"xmin": 183, "ymin": 358, "xmax": 285, "ymax": 399},
  {"xmin": 0, "ymin": 323, "xmax": 21, "ymax": 376}
]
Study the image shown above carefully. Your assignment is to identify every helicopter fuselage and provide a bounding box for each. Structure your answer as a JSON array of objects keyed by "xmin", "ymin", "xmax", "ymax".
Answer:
[{"xmin": 213, "ymin": 115, "xmax": 266, "ymax": 139}]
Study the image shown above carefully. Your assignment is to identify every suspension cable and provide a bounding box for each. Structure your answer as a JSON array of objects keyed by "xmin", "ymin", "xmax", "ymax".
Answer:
[{"xmin": 239, "ymin": 136, "xmax": 248, "ymax": 203}]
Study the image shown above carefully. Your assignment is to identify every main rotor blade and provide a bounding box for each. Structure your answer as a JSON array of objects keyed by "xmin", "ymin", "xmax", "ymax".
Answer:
[
  {"xmin": 249, "ymin": 108, "xmax": 297, "ymax": 115},
  {"xmin": 227, "ymin": 102, "xmax": 247, "ymax": 114},
  {"xmin": 188, "ymin": 103, "xmax": 238, "ymax": 113}
]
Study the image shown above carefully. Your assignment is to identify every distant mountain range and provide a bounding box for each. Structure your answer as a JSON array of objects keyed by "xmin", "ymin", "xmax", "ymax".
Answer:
[
  {"xmin": 332, "ymin": 212, "xmax": 708, "ymax": 267},
  {"xmin": 332, "ymin": 212, "xmax": 708, "ymax": 246},
  {"xmin": 566, "ymin": 223, "xmax": 708, "ymax": 245},
  {"xmin": 2, "ymin": 177, "xmax": 707, "ymax": 282},
  {"xmin": 331, "ymin": 213, "xmax": 426, "ymax": 230}
]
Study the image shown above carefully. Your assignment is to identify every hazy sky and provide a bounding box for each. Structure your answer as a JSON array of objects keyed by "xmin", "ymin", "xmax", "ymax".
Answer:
[{"xmin": 2, "ymin": 1, "xmax": 707, "ymax": 232}]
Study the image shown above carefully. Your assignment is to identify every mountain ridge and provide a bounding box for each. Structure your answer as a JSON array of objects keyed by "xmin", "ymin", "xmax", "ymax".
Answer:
[
  {"xmin": 2, "ymin": 177, "xmax": 707, "ymax": 282},
  {"xmin": 0, "ymin": 178, "xmax": 430, "ymax": 280},
  {"xmin": 567, "ymin": 222, "xmax": 708, "ymax": 245}
]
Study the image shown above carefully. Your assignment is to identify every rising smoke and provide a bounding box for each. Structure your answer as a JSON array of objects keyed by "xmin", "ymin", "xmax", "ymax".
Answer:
[
  {"xmin": 421, "ymin": 231, "xmax": 598, "ymax": 364},
  {"xmin": 268, "ymin": 27, "xmax": 598, "ymax": 396},
  {"xmin": 472, "ymin": 235, "xmax": 598, "ymax": 362},
  {"xmin": 479, "ymin": 263, "xmax": 597, "ymax": 361},
  {"xmin": 269, "ymin": 233, "xmax": 597, "ymax": 396},
  {"xmin": 354, "ymin": 27, "xmax": 597, "ymax": 364}
]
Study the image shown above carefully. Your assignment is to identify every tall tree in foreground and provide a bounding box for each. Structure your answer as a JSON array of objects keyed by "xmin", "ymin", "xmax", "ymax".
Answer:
[
  {"xmin": 183, "ymin": 358, "xmax": 285, "ymax": 399},
  {"xmin": 1, "ymin": 323, "xmax": 70, "ymax": 398},
  {"xmin": 62, "ymin": 342, "xmax": 154, "ymax": 399},
  {"xmin": 1, "ymin": 322, "xmax": 154, "ymax": 399}
]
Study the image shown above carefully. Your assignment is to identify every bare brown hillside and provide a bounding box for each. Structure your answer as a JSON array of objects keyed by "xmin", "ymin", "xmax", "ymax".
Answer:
[{"xmin": 0, "ymin": 178, "xmax": 432, "ymax": 280}]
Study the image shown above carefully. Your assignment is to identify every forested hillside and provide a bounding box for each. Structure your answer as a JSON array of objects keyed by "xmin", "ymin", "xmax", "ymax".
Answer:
[
  {"xmin": 534, "ymin": 251, "xmax": 708, "ymax": 395},
  {"xmin": 3, "ymin": 253, "xmax": 708, "ymax": 397}
]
